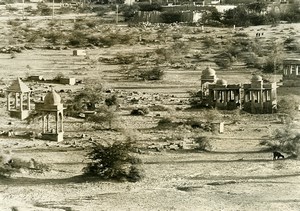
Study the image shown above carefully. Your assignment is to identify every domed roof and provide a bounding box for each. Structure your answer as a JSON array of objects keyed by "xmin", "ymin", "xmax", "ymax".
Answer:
[
  {"xmin": 202, "ymin": 66, "xmax": 216, "ymax": 77},
  {"xmin": 251, "ymin": 75, "xmax": 263, "ymax": 82},
  {"xmin": 216, "ymin": 79, "xmax": 227, "ymax": 85},
  {"xmin": 44, "ymin": 90, "xmax": 61, "ymax": 106}
]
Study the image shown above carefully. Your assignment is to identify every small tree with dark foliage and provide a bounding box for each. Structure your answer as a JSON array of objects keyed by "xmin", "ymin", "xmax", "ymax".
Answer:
[{"xmin": 83, "ymin": 141, "xmax": 144, "ymax": 182}]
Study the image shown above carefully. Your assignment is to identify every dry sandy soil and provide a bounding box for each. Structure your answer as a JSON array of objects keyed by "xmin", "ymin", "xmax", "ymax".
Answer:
[{"xmin": 0, "ymin": 4, "xmax": 300, "ymax": 211}]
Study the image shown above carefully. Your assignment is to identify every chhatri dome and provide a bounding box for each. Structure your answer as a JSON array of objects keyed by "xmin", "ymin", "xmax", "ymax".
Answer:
[
  {"xmin": 44, "ymin": 90, "xmax": 62, "ymax": 106},
  {"xmin": 202, "ymin": 66, "xmax": 216, "ymax": 77},
  {"xmin": 216, "ymin": 79, "xmax": 228, "ymax": 86},
  {"xmin": 251, "ymin": 75, "xmax": 263, "ymax": 82}
]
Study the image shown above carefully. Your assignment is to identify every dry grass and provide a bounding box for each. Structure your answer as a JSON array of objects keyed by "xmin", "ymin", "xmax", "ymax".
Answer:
[{"xmin": 0, "ymin": 5, "xmax": 300, "ymax": 211}]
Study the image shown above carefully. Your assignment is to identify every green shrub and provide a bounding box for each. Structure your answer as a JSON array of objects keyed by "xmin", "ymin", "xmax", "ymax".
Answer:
[
  {"xmin": 65, "ymin": 80, "xmax": 103, "ymax": 117},
  {"xmin": 36, "ymin": 2, "xmax": 51, "ymax": 16},
  {"xmin": 215, "ymin": 52, "xmax": 235, "ymax": 69},
  {"xmin": 57, "ymin": 6, "xmax": 74, "ymax": 15},
  {"xmin": 114, "ymin": 53, "xmax": 137, "ymax": 64},
  {"xmin": 277, "ymin": 95, "xmax": 299, "ymax": 121},
  {"xmin": 68, "ymin": 31, "xmax": 87, "ymax": 46},
  {"xmin": 260, "ymin": 126, "xmax": 300, "ymax": 157},
  {"xmin": 87, "ymin": 108, "xmax": 118, "ymax": 130},
  {"xmin": 139, "ymin": 67, "xmax": 164, "ymax": 80},
  {"xmin": 7, "ymin": 19, "xmax": 21, "ymax": 26},
  {"xmin": 194, "ymin": 136, "xmax": 212, "ymax": 151},
  {"xmin": 148, "ymin": 104, "xmax": 169, "ymax": 111},
  {"xmin": 202, "ymin": 36, "xmax": 216, "ymax": 49},
  {"xmin": 138, "ymin": 2, "xmax": 162, "ymax": 11},
  {"xmin": 0, "ymin": 152, "xmax": 49, "ymax": 177},
  {"xmin": 105, "ymin": 95, "xmax": 119, "ymax": 107},
  {"xmin": 44, "ymin": 31, "xmax": 65, "ymax": 45},
  {"xmin": 157, "ymin": 117, "xmax": 174, "ymax": 128},
  {"xmin": 53, "ymin": 72, "xmax": 65, "ymax": 81},
  {"xmin": 120, "ymin": 5, "xmax": 140, "ymax": 21},
  {"xmin": 160, "ymin": 11, "xmax": 182, "ymax": 23},
  {"xmin": 6, "ymin": 5, "xmax": 18, "ymax": 12},
  {"xmin": 130, "ymin": 107, "xmax": 149, "ymax": 116},
  {"xmin": 83, "ymin": 141, "xmax": 144, "ymax": 182}
]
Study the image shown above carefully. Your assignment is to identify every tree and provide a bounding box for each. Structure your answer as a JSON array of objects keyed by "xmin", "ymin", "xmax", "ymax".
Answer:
[
  {"xmin": 87, "ymin": 106, "xmax": 119, "ymax": 130},
  {"xmin": 246, "ymin": 2, "xmax": 267, "ymax": 14},
  {"xmin": 66, "ymin": 80, "xmax": 103, "ymax": 117},
  {"xmin": 83, "ymin": 141, "xmax": 144, "ymax": 182},
  {"xmin": 277, "ymin": 95, "xmax": 299, "ymax": 123},
  {"xmin": 222, "ymin": 6, "xmax": 250, "ymax": 27},
  {"xmin": 263, "ymin": 40, "xmax": 284, "ymax": 73}
]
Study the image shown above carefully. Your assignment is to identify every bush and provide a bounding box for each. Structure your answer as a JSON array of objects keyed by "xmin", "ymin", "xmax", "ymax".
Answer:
[
  {"xmin": 194, "ymin": 136, "xmax": 212, "ymax": 151},
  {"xmin": 65, "ymin": 80, "xmax": 103, "ymax": 117},
  {"xmin": 36, "ymin": 2, "xmax": 51, "ymax": 16},
  {"xmin": 260, "ymin": 126, "xmax": 300, "ymax": 157},
  {"xmin": 138, "ymin": 2, "xmax": 162, "ymax": 11},
  {"xmin": 105, "ymin": 95, "xmax": 119, "ymax": 107},
  {"xmin": 114, "ymin": 53, "xmax": 137, "ymax": 64},
  {"xmin": 53, "ymin": 72, "xmax": 65, "ymax": 81},
  {"xmin": 157, "ymin": 117, "xmax": 174, "ymax": 128},
  {"xmin": 6, "ymin": 5, "xmax": 18, "ymax": 12},
  {"xmin": 7, "ymin": 19, "xmax": 21, "ymax": 26},
  {"xmin": 215, "ymin": 52, "xmax": 235, "ymax": 69},
  {"xmin": 87, "ymin": 108, "xmax": 118, "ymax": 130},
  {"xmin": 202, "ymin": 36, "xmax": 216, "ymax": 49},
  {"xmin": 130, "ymin": 107, "xmax": 149, "ymax": 116},
  {"xmin": 160, "ymin": 11, "xmax": 182, "ymax": 23},
  {"xmin": 139, "ymin": 67, "xmax": 164, "ymax": 80},
  {"xmin": 277, "ymin": 95, "xmax": 299, "ymax": 122},
  {"xmin": 83, "ymin": 141, "xmax": 144, "ymax": 182},
  {"xmin": 68, "ymin": 31, "xmax": 87, "ymax": 46},
  {"xmin": 120, "ymin": 4, "xmax": 140, "ymax": 21},
  {"xmin": 0, "ymin": 151, "xmax": 49, "ymax": 177},
  {"xmin": 44, "ymin": 31, "xmax": 65, "ymax": 45}
]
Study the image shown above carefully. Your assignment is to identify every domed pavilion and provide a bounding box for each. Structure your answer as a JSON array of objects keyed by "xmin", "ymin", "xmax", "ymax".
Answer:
[
  {"xmin": 35, "ymin": 89, "xmax": 64, "ymax": 142},
  {"xmin": 243, "ymin": 75, "xmax": 277, "ymax": 114},
  {"xmin": 201, "ymin": 66, "xmax": 217, "ymax": 87},
  {"xmin": 6, "ymin": 78, "xmax": 31, "ymax": 120}
]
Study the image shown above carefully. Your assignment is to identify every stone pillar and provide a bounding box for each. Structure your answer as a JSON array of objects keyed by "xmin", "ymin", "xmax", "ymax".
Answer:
[
  {"xmin": 27, "ymin": 92, "xmax": 30, "ymax": 110},
  {"xmin": 224, "ymin": 90, "xmax": 228, "ymax": 104},
  {"xmin": 46, "ymin": 114, "xmax": 50, "ymax": 132},
  {"xmin": 61, "ymin": 112, "xmax": 64, "ymax": 133},
  {"xmin": 42, "ymin": 113, "xmax": 46, "ymax": 133},
  {"xmin": 56, "ymin": 112, "xmax": 58, "ymax": 134},
  {"xmin": 20, "ymin": 93, "xmax": 23, "ymax": 111},
  {"xmin": 15, "ymin": 93, "xmax": 18, "ymax": 109},
  {"xmin": 238, "ymin": 89, "xmax": 242, "ymax": 109},
  {"xmin": 7, "ymin": 92, "xmax": 11, "ymax": 111},
  {"xmin": 260, "ymin": 90, "xmax": 264, "ymax": 112},
  {"xmin": 251, "ymin": 91, "xmax": 255, "ymax": 113}
]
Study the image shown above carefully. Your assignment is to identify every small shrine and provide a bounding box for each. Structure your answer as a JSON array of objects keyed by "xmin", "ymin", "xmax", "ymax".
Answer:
[
  {"xmin": 6, "ymin": 78, "xmax": 31, "ymax": 120},
  {"xmin": 35, "ymin": 89, "xmax": 64, "ymax": 142}
]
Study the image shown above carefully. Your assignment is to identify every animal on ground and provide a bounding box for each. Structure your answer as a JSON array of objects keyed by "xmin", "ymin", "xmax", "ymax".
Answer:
[{"xmin": 273, "ymin": 151, "xmax": 284, "ymax": 160}]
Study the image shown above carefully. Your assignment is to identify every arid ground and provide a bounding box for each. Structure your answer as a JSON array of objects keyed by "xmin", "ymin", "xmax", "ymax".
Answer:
[{"xmin": 0, "ymin": 4, "xmax": 300, "ymax": 211}]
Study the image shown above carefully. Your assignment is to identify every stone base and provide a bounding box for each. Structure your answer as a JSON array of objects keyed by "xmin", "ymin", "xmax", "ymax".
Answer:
[
  {"xmin": 42, "ymin": 132, "xmax": 64, "ymax": 142},
  {"xmin": 9, "ymin": 110, "xmax": 30, "ymax": 120}
]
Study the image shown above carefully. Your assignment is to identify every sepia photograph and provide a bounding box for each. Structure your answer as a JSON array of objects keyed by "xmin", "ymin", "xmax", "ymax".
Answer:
[{"xmin": 0, "ymin": 0, "xmax": 300, "ymax": 210}]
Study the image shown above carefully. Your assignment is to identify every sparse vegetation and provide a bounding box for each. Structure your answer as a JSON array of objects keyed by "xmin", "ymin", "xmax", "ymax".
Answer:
[
  {"xmin": 83, "ymin": 141, "xmax": 144, "ymax": 182},
  {"xmin": 1, "ymin": 3, "xmax": 300, "ymax": 209},
  {"xmin": 130, "ymin": 107, "xmax": 149, "ymax": 116},
  {"xmin": 261, "ymin": 125, "xmax": 300, "ymax": 158},
  {"xmin": 194, "ymin": 136, "xmax": 212, "ymax": 151}
]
